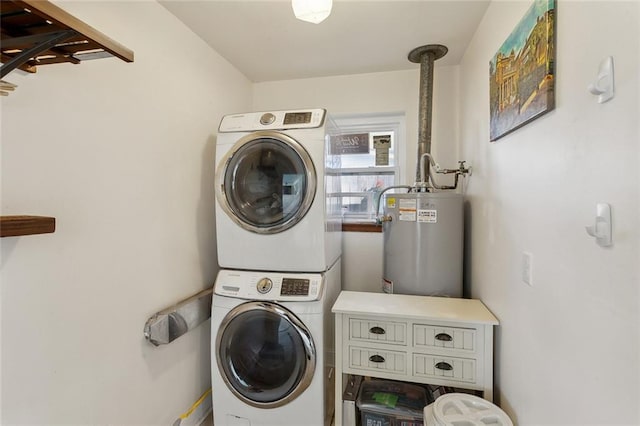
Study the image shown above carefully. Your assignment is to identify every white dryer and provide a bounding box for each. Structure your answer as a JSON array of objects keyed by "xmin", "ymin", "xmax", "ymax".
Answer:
[
  {"xmin": 215, "ymin": 109, "xmax": 341, "ymax": 272},
  {"xmin": 211, "ymin": 261, "xmax": 340, "ymax": 426}
]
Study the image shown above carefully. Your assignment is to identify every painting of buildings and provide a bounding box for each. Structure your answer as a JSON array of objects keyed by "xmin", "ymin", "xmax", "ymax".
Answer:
[{"xmin": 490, "ymin": 0, "xmax": 556, "ymax": 141}]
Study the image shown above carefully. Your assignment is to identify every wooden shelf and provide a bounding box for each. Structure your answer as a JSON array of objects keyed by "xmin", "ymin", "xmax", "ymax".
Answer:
[
  {"xmin": 1, "ymin": 0, "xmax": 133, "ymax": 78},
  {"xmin": 1, "ymin": 215, "xmax": 56, "ymax": 237}
]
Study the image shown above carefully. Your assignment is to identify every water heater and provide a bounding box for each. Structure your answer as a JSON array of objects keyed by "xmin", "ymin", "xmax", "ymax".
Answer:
[
  {"xmin": 375, "ymin": 44, "xmax": 470, "ymax": 297},
  {"xmin": 382, "ymin": 192, "xmax": 463, "ymax": 297}
]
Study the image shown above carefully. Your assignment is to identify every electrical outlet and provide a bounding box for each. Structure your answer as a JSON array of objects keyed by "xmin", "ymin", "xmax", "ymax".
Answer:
[{"xmin": 522, "ymin": 252, "xmax": 533, "ymax": 286}]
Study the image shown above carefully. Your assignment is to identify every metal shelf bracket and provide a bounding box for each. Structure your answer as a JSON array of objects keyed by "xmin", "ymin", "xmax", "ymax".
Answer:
[
  {"xmin": 1, "ymin": 0, "xmax": 133, "ymax": 80},
  {"xmin": 1, "ymin": 29, "xmax": 78, "ymax": 78}
]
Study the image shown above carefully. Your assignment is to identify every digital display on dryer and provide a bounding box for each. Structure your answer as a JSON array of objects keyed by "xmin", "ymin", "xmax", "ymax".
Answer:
[
  {"xmin": 283, "ymin": 112, "xmax": 312, "ymax": 125},
  {"xmin": 281, "ymin": 278, "xmax": 310, "ymax": 296}
]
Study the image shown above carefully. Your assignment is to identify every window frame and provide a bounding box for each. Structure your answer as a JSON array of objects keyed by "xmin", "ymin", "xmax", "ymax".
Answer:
[{"xmin": 332, "ymin": 112, "xmax": 406, "ymax": 228}]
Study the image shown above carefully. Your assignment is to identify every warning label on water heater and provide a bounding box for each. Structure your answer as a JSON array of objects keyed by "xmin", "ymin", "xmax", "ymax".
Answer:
[
  {"xmin": 386, "ymin": 197, "xmax": 396, "ymax": 209},
  {"xmin": 398, "ymin": 199, "xmax": 417, "ymax": 221},
  {"xmin": 418, "ymin": 209, "xmax": 438, "ymax": 223}
]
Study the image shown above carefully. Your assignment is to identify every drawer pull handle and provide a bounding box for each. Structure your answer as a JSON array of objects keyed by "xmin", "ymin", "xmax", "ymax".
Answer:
[
  {"xmin": 435, "ymin": 361, "xmax": 453, "ymax": 371},
  {"xmin": 369, "ymin": 355, "xmax": 385, "ymax": 363},
  {"xmin": 435, "ymin": 333, "xmax": 452, "ymax": 342},
  {"xmin": 369, "ymin": 326, "xmax": 386, "ymax": 335}
]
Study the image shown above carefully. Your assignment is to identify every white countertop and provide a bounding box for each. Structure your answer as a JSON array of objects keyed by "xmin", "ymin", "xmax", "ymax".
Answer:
[{"xmin": 331, "ymin": 291, "xmax": 499, "ymax": 325}]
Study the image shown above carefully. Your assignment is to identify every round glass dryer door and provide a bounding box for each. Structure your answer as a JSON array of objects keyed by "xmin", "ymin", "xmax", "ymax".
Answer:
[
  {"xmin": 215, "ymin": 131, "xmax": 316, "ymax": 234},
  {"xmin": 216, "ymin": 301, "xmax": 316, "ymax": 408}
]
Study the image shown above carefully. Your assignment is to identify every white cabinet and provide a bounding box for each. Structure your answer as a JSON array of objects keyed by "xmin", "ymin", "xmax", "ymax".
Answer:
[{"xmin": 332, "ymin": 291, "xmax": 499, "ymax": 426}]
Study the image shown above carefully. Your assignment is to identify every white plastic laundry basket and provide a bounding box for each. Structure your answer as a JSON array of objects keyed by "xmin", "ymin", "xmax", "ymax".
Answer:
[{"xmin": 424, "ymin": 393, "xmax": 513, "ymax": 426}]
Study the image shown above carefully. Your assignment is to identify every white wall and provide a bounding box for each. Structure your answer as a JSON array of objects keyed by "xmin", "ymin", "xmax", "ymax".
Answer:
[
  {"xmin": 253, "ymin": 68, "xmax": 460, "ymax": 292},
  {"xmin": 459, "ymin": 1, "xmax": 639, "ymax": 424},
  {"xmin": 0, "ymin": 1, "xmax": 251, "ymax": 424}
]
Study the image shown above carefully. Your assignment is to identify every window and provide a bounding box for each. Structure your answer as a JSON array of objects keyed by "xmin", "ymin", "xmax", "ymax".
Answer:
[{"xmin": 331, "ymin": 113, "xmax": 405, "ymax": 222}]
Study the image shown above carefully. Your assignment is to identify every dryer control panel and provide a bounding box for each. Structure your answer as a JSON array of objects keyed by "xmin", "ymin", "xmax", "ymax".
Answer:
[
  {"xmin": 219, "ymin": 108, "xmax": 326, "ymax": 132},
  {"xmin": 214, "ymin": 269, "xmax": 323, "ymax": 302}
]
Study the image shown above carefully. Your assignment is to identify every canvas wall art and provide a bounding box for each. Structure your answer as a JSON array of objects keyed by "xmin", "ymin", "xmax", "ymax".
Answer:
[{"xmin": 489, "ymin": 0, "xmax": 556, "ymax": 141}]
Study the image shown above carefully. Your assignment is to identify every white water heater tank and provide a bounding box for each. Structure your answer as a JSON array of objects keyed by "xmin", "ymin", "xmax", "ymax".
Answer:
[{"xmin": 382, "ymin": 192, "xmax": 463, "ymax": 297}]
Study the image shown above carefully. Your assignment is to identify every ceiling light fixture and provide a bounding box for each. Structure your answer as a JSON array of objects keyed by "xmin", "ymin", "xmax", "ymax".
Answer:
[{"xmin": 292, "ymin": 0, "xmax": 332, "ymax": 24}]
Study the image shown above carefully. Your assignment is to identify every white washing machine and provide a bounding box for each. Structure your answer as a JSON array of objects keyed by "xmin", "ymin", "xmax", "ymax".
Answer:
[
  {"xmin": 215, "ymin": 109, "xmax": 342, "ymax": 272},
  {"xmin": 211, "ymin": 260, "xmax": 341, "ymax": 426}
]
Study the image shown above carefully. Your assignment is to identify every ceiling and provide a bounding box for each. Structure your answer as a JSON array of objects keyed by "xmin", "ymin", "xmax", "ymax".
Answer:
[{"xmin": 160, "ymin": 0, "xmax": 491, "ymax": 83}]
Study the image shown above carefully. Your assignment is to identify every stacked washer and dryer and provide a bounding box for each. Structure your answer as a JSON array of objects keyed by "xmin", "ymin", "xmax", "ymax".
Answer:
[{"xmin": 211, "ymin": 109, "xmax": 342, "ymax": 426}]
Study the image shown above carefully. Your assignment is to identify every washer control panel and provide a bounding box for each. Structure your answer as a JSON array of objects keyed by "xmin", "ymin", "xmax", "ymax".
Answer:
[
  {"xmin": 280, "ymin": 278, "xmax": 310, "ymax": 296},
  {"xmin": 219, "ymin": 109, "xmax": 326, "ymax": 132},
  {"xmin": 215, "ymin": 269, "xmax": 323, "ymax": 301}
]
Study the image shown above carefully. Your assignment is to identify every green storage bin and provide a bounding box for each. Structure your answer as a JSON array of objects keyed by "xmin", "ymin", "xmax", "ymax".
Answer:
[{"xmin": 356, "ymin": 380, "xmax": 428, "ymax": 426}]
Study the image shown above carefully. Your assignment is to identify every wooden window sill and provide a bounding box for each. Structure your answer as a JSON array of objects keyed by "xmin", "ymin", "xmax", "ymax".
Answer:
[{"xmin": 341, "ymin": 222, "xmax": 382, "ymax": 233}]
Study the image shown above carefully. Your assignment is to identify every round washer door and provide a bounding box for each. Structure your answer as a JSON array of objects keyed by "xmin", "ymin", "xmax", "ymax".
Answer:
[
  {"xmin": 215, "ymin": 131, "xmax": 317, "ymax": 234},
  {"xmin": 216, "ymin": 301, "xmax": 316, "ymax": 408}
]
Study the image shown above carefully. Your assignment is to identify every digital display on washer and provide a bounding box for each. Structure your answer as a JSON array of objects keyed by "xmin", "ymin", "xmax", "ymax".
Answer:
[
  {"xmin": 283, "ymin": 112, "xmax": 312, "ymax": 125},
  {"xmin": 281, "ymin": 278, "xmax": 310, "ymax": 296}
]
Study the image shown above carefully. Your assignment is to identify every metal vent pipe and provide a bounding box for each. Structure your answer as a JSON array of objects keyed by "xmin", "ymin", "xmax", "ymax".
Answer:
[{"xmin": 408, "ymin": 44, "xmax": 448, "ymax": 189}]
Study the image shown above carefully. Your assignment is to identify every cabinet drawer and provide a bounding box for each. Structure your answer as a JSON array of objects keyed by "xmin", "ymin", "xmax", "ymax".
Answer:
[
  {"xmin": 349, "ymin": 318, "xmax": 407, "ymax": 345},
  {"xmin": 413, "ymin": 354, "xmax": 476, "ymax": 383},
  {"xmin": 413, "ymin": 324, "xmax": 476, "ymax": 353},
  {"xmin": 348, "ymin": 346, "xmax": 407, "ymax": 375}
]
